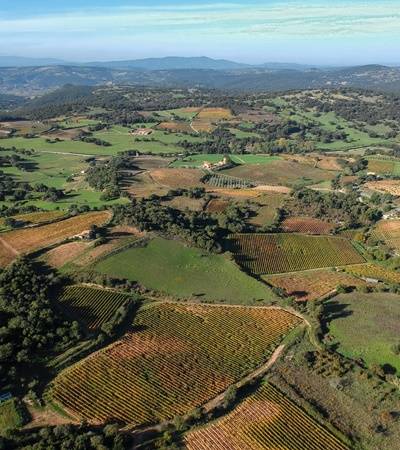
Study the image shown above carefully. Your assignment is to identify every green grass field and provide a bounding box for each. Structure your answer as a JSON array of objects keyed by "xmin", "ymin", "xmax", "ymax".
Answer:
[
  {"xmin": 0, "ymin": 399, "xmax": 24, "ymax": 436},
  {"xmin": 94, "ymin": 237, "xmax": 276, "ymax": 303},
  {"xmin": 326, "ymin": 292, "xmax": 400, "ymax": 373},
  {"xmin": 170, "ymin": 154, "xmax": 281, "ymax": 168},
  {"xmin": 93, "ymin": 126, "xmax": 203, "ymax": 155}
]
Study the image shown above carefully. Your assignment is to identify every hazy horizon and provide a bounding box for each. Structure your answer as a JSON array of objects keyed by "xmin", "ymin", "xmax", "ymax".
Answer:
[{"xmin": 2, "ymin": 0, "xmax": 400, "ymax": 66}]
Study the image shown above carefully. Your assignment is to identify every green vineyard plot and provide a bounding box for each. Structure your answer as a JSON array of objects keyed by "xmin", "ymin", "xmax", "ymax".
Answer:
[
  {"xmin": 57, "ymin": 286, "xmax": 134, "ymax": 330},
  {"xmin": 230, "ymin": 233, "xmax": 364, "ymax": 274},
  {"xmin": 50, "ymin": 303, "xmax": 301, "ymax": 426}
]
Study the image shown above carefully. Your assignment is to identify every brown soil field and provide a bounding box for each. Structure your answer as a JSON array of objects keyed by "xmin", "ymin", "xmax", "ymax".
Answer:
[
  {"xmin": 365, "ymin": 180, "xmax": 400, "ymax": 196},
  {"xmin": 283, "ymin": 154, "xmax": 342, "ymax": 171},
  {"xmin": 44, "ymin": 242, "xmax": 91, "ymax": 268},
  {"xmin": 0, "ymin": 120, "xmax": 48, "ymax": 135},
  {"xmin": 157, "ymin": 121, "xmax": 193, "ymax": 133},
  {"xmin": 0, "ymin": 211, "xmax": 111, "ymax": 266},
  {"xmin": 163, "ymin": 196, "xmax": 205, "ymax": 212},
  {"xmin": 282, "ymin": 216, "xmax": 335, "ymax": 235},
  {"xmin": 254, "ymin": 185, "xmax": 292, "ymax": 194},
  {"xmin": 43, "ymin": 128, "xmax": 83, "ymax": 140},
  {"xmin": 206, "ymin": 198, "xmax": 230, "ymax": 213},
  {"xmin": 224, "ymin": 160, "xmax": 337, "ymax": 187},
  {"xmin": 264, "ymin": 269, "xmax": 366, "ymax": 301},
  {"xmin": 206, "ymin": 188, "xmax": 261, "ymax": 198},
  {"xmin": 125, "ymin": 172, "xmax": 170, "ymax": 198},
  {"xmin": 149, "ymin": 168, "xmax": 204, "ymax": 189},
  {"xmin": 238, "ymin": 109, "xmax": 279, "ymax": 124}
]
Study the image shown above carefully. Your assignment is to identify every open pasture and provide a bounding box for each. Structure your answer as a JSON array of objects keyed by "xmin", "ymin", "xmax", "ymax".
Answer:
[
  {"xmin": 0, "ymin": 210, "xmax": 111, "ymax": 266},
  {"xmin": 50, "ymin": 302, "xmax": 301, "ymax": 425},
  {"xmin": 264, "ymin": 269, "xmax": 366, "ymax": 301},
  {"xmin": 281, "ymin": 216, "xmax": 335, "ymax": 235},
  {"xmin": 57, "ymin": 285, "xmax": 133, "ymax": 330},
  {"xmin": 94, "ymin": 237, "xmax": 276, "ymax": 303},
  {"xmin": 185, "ymin": 383, "xmax": 349, "ymax": 450},
  {"xmin": 325, "ymin": 292, "xmax": 400, "ymax": 372},
  {"xmin": 230, "ymin": 234, "xmax": 364, "ymax": 275},
  {"xmin": 249, "ymin": 193, "xmax": 286, "ymax": 228}
]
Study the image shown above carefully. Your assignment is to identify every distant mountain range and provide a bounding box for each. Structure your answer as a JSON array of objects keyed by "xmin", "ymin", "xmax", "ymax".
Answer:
[
  {"xmin": 0, "ymin": 55, "xmax": 325, "ymax": 71},
  {"xmin": 0, "ymin": 56, "xmax": 400, "ymax": 96}
]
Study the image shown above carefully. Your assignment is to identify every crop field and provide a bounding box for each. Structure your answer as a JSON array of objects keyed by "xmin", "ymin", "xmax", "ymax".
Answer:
[
  {"xmin": 157, "ymin": 121, "xmax": 193, "ymax": 133},
  {"xmin": 0, "ymin": 210, "xmax": 111, "ymax": 266},
  {"xmin": 205, "ymin": 198, "xmax": 230, "ymax": 213},
  {"xmin": 344, "ymin": 263, "xmax": 400, "ymax": 284},
  {"xmin": 191, "ymin": 108, "xmax": 233, "ymax": 132},
  {"xmin": 185, "ymin": 383, "xmax": 349, "ymax": 450},
  {"xmin": 0, "ymin": 210, "xmax": 65, "ymax": 231},
  {"xmin": 230, "ymin": 234, "xmax": 364, "ymax": 275},
  {"xmin": 94, "ymin": 237, "xmax": 276, "ymax": 303},
  {"xmin": 326, "ymin": 293, "xmax": 400, "ymax": 372},
  {"xmin": 170, "ymin": 154, "xmax": 281, "ymax": 169},
  {"xmin": 365, "ymin": 180, "xmax": 400, "ymax": 196},
  {"xmin": 367, "ymin": 158, "xmax": 400, "ymax": 175},
  {"xmin": 372, "ymin": 219, "xmax": 400, "ymax": 251},
  {"xmin": 263, "ymin": 269, "xmax": 366, "ymax": 301},
  {"xmin": 149, "ymin": 168, "xmax": 204, "ymax": 189},
  {"xmin": 205, "ymin": 173, "xmax": 255, "ymax": 189},
  {"xmin": 281, "ymin": 216, "xmax": 335, "ymax": 234},
  {"xmin": 57, "ymin": 285, "xmax": 133, "ymax": 330},
  {"xmin": 50, "ymin": 302, "xmax": 301, "ymax": 425},
  {"xmin": 224, "ymin": 160, "xmax": 337, "ymax": 188}
]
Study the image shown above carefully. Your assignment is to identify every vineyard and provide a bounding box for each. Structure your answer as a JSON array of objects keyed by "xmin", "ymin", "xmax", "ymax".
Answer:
[
  {"xmin": 344, "ymin": 263, "xmax": 400, "ymax": 284},
  {"xmin": 185, "ymin": 382, "xmax": 349, "ymax": 450},
  {"xmin": 191, "ymin": 108, "xmax": 233, "ymax": 133},
  {"xmin": 204, "ymin": 173, "xmax": 255, "ymax": 189},
  {"xmin": 372, "ymin": 219, "xmax": 400, "ymax": 251},
  {"xmin": 281, "ymin": 216, "xmax": 335, "ymax": 235},
  {"xmin": 50, "ymin": 303, "xmax": 301, "ymax": 425},
  {"xmin": 230, "ymin": 234, "xmax": 364, "ymax": 274},
  {"xmin": 263, "ymin": 269, "xmax": 366, "ymax": 301},
  {"xmin": 57, "ymin": 285, "xmax": 134, "ymax": 330},
  {"xmin": 0, "ymin": 211, "xmax": 111, "ymax": 267}
]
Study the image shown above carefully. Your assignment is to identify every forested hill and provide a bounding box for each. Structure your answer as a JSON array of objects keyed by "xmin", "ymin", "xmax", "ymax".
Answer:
[{"xmin": 1, "ymin": 64, "xmax": 400, "ymax": 96}]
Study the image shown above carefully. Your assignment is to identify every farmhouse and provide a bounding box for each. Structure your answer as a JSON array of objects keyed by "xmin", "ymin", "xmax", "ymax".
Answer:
[
  {"xmin": 202, "ymin": 156, "xmax": 232, "ymax": 171},
  {"xmin": 131, "ymin": 128, "xmax": 153, "ymax": 136}
]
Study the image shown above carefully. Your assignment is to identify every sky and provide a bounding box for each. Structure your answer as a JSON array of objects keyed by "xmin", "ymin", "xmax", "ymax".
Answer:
[{"xmin": 1, "ymin": 0, "xmax": 400, "ymax": 65}]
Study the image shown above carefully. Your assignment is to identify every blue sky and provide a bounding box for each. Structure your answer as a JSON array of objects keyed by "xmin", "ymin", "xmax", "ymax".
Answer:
[{"xmin": 1, "ymin": 0, "xmax": 400, "ymax": 64}]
